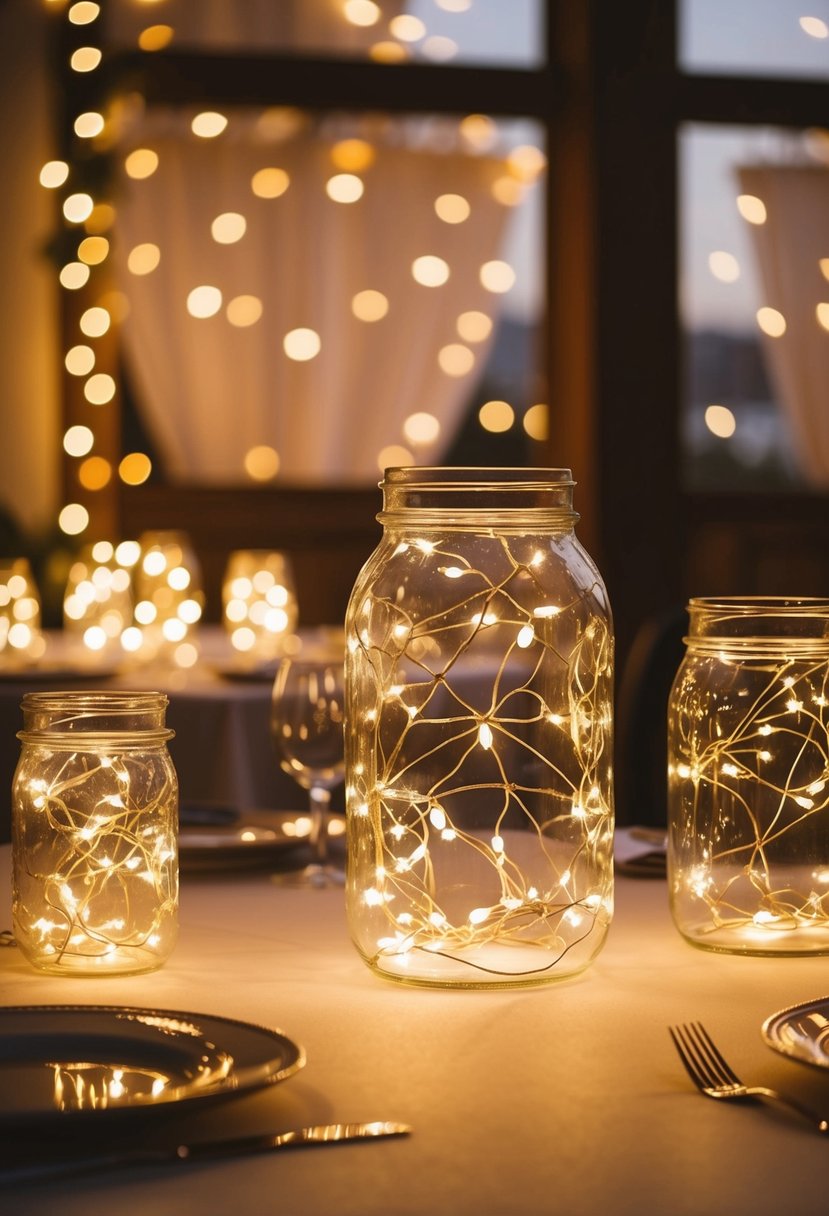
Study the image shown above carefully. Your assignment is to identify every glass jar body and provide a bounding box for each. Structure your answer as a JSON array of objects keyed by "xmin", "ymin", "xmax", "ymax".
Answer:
[
  {"xmin": 344, "ymin": 469, "xmax": 614, "ymax": 988},
  {"xmin": 12, "ymin": 691, "xmax": 179, "ymax": 976},
  {"xmin": 668, "ymin": 597, "xmax": 829, "ymax": 955}
]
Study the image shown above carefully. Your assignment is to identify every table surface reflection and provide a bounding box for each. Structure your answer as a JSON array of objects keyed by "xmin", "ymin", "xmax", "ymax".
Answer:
[{"xmin": 3, "ymin": 845, "xmax": 829, "ymax": 1215}]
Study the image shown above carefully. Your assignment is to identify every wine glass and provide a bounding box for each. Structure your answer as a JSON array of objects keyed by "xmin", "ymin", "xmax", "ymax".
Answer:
[{"xmin": 270, "ymin": 637, "xmax": 345, "ymax": 886}]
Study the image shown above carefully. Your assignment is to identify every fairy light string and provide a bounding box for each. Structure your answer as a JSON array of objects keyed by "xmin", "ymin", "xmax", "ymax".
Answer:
[
  {"xmin": 13, "ymin": 694, "xmax": 178, "ymax": 974},
  {"xmin": 347, "ymin": 530, "xmax": 614, "ymax": 981},
  {"xmin": 670, "ymin": 627, "xmax": 829, "ymax": 946}
]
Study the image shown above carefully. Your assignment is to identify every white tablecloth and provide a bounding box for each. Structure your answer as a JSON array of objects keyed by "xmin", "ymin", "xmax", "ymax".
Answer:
[{"xmin": 3, "ymin": 845, "xmax": 829, "ymax": 1214}]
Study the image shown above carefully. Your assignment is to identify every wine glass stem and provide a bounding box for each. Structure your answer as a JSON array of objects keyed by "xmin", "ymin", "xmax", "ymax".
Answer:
[{"xmin": 308, "ymin": 785, "xmax": 331, "ymax": 867}]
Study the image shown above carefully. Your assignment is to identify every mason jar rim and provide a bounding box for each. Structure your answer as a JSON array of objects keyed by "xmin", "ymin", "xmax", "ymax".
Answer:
[
  {"xmin": 688, "ymin": 596, "xmax": 829, "ymax": 614},
  {"xmin": 382, "ymin": 466, "xmax": 575, "ymax": 488},
  {"xmin": 18, "ymin": 690, "xmax": 173, "ymax": 744}
]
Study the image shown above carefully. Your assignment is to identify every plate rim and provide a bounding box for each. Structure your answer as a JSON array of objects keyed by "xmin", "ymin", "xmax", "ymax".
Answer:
[
  {"xmin": 0, "ymin": 1003, "xmax": 306, "ymax": 1125},
  {"xmin": 761, "ymin": 995, "xmax": 829, "ymax": 1069}
]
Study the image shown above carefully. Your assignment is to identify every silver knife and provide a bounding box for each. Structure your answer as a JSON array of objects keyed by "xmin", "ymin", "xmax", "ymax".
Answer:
[{"xmin": 2, "ymin": 1121, "xmax": 412, "ymax": 1185}]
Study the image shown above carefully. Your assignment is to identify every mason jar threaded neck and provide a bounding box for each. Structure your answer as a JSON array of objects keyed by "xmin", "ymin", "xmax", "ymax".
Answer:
[
  {"xmin": 684, "ymin": 596, "xmax": 829, "ymax": 657},
  {"xmin": 378, "ymin": 467, "xmax": 579, "ymax": 529},
  {"xmin": 18, "ymin": 690, "xmax": 173, "ymax": 744}
]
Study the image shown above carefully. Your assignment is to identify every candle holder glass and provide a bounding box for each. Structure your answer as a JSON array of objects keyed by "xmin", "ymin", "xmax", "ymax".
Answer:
[
  {"xmin": 12, "ymin": 691, "xmax": 179, "ymax": 975},
  {"xmin": 344, "ymin": 468, "xmax": 614, "ymax": 988},
  {"xmin": 668, "ymin": 596, "xmax": 829, "ymax": 954}
]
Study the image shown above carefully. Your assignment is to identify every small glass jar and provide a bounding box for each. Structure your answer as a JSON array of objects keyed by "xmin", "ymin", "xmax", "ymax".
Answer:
[
  {"xmin": 12, "ymin": 691, "xmax": 179, "ymax": 975},
  {"xmin": 668, "ymin": 597, "xmax": 829, "ymax": 955},
  {"xmin": 344, "ymin": 468, "xmax": 614, "ymax": 988},
  {"xmin": 222, "ymin": 549, "xmax": 298, "ymax": 659}
]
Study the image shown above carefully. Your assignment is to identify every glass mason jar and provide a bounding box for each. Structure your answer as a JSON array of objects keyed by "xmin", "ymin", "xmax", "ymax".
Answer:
[
  {"xmin": 12, "ymin": 691, "xmax": 179, "ymax": 975},
  {"xmin": 344, "ymin": 468, "xmax": 614, "ymax": 988},
  {"xmin": 668, "ymin": 597, "xmax": 829, "ymax": 955}
]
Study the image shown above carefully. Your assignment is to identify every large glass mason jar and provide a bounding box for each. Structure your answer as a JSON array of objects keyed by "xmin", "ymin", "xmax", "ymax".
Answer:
[
  {"xmin": 668, "ymin": 597, "xmax": 829, "ymax": 955},
  {"xmin": 344, "ymin": 468, "xmax": 614, "ymax": 988},
  {"xmin": 12, "ymin": 691, "xmax": 179, "ymax": 975}
]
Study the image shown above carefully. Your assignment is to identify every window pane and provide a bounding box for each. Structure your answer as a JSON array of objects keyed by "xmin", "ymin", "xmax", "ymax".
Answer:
[
  {"xmin": 680, "ymin": 0, "xmax": 829, "ymax": 80},
  {"xmin": 105, "ymin": 0, "xmax": 544, "ymax": 69},
  {"xmin": 679, "ymin": 123, "xmax": 829, "ymax": 491}
]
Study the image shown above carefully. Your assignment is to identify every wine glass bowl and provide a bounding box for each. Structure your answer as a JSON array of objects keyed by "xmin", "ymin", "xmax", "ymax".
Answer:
[{"xmin": 270, "ymin": 635, "xmax": 345, "ymax": 886}]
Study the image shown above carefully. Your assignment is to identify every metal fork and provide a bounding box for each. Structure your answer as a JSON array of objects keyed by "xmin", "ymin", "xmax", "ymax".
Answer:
[{"xmin": 669, "ymin": 1021, "xmax": 829, "ymax": 1134}]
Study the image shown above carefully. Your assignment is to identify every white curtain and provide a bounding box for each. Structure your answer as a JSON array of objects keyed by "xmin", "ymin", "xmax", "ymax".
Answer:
[
  {"xmin": 738, "ymin": 166, "xmax": 829, "ymax": 489},
  {"xmin": 111, "ymin": 117, "xmax": 517, "ymax": 484}
]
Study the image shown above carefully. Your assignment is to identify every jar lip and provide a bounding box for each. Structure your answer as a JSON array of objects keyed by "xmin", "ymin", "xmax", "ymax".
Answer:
[
  {"xmin": 20, "ymin": 690, "xmax": 169, "ymax": 712},
  {"xmin": 382, "ymin": 466, "xmax": 574, "ymax": 488},
  {"xmin": 688, "ymin": 596, "xmax": 829, "ymax": 614}
]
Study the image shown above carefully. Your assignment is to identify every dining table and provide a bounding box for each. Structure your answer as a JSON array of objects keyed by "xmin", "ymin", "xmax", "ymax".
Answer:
[{"xmin": 3, "ymin": 831, "xmax": 829, "ymax": 1215}]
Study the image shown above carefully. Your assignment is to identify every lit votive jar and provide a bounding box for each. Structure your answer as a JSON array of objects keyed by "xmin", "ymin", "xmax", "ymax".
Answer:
[
  {"xmin": 223, "ymin": 550, "xmax": 298, "ymax": 659},
  {"xmin": 668, "ymin": 596, "xmax": 829, "ymax": 955},
  {"xmin": 12, "ymin": 691, "xmax": 179, "ymax": 976},
  {"xmin": 63, "ymin": 541, "xmax": 135, "ymax": 654},
  {"xmin": 133, "ymin": 531, "xmax": 205, "ymax": 660},
  {"xmin": 0, "ymin": 558, "xmax": 44, "ymax": 663}
]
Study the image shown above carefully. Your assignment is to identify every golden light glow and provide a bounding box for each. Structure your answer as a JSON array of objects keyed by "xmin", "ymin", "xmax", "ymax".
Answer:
[
  {"xmin": 74, "ymin": 111, "xmax": 105, "ymax": 138},
  {"xmin": 816, "ymin": 302, "xmax": 829, "ymax": 331},
  {"xmin": 480, "ymin": 260, "xmax": 516, "ymax": 293},
  {"xmin": 756, "ymin": 306, "xmax": 786, "ymax": 337},
  {"xmin": 331, "ymin": 139, "xmax": 376, "ymax": 172},
  {"xmin": 78, "ymin": 236, "xmax": 109, "ymax": 265},
  {"xmin": 119, "ymin": 453, "xmax": 152, "ymax": 485},
  {"xmin": 59, "ymin": 503, "xmax": 90, "ymax": 536},
  {"xmin": 326, "ymin": 173, "xmax": 364, "ymax": 203},
  {"xmin": 389, "ymin": 14, "xmax": 426, "ymax": 41},
  {"xmin": 59, "ymin": 262, "xmax": 90, "ymax": 290},
  {"xmin": 78, "ymin": 456, "xmax": 112, "ymax": 490},
  {"xmin": 457, "ymin": 310, "xmax": 492, "ymax": 342},
  {"xmin": 84, "ymin": 373, "xmax": 116, "ymax": 405},
  {"xmin": 191, "ymin": 111, "xmax": 228, "ymax": 139},
  {"xmin": 63, "ymin": 425, "xmax": 94, "ymax": 457},
  {"xmin": 65, "ymin": 346, "xmax": 95, "ymax": 376},
  {"xmin": 352, "ymin": 289, "xmax": 389, "ymax": 321},
  {"xmin": 127, "ymin": 242, "xmax": 161, "ymax": 275},
  {"xmin": 479, "ymin": 399, "xmax": 514, "ymax": 432},
  {"xmin": 70, "ymin": 46, "xmax": 102, "ymax": 72},
  {"xmin": 138, "ymin": 24, "xmax": 174, "ymax": 50},
  {"xmin": 227, "ymin": 295, "xmax": 263, "ymax": 327},
  {"xmin": 403, "ymin": 412, "xmax": 441, "ymax": 445},
  {"xmin": 377, "ymin": 444, "xmax": 413, "ymax": 470},
  {"xmin": 63, "ymin": 193, "xmax": 94, "ymax": 223},
  {"xmin": 491, "ymin": 176, "xmax": 525, "ymax": 206},
  {"xmin": 438, "ymin": 343, "xmax": 475, "ymax": 376},
  {"xmin": 704, "ymin": 404, "xmax": 737, "ymax": 438},
  {"xmin": 820, "ymin": 258, "xmax": 829, "ymax": 280},
  {"xmin": 800, "ymin": 15, "xmax": 829, "ymax": 37},
  {"xmin": 369, "ymin": 40, "xmax": 408, "ymax": 62},
  {"xmin": 737, "ymin": 194, "xmax": 767, "ymax": 224},
  {"xmin": 39, "ymin": 160, "xmax": 69, "ymax": 188},
  {"xmin": 187, "ymin": 286, "xmax": 222, "ymax": 318},
  {"xmin": 344, "ymin": 0, "xmax": 381, "ymax": 26},
  {"xmin": 283, "ymin": 327, "xmax": 321, "ymax": 361},
  {"xmin": 79, "ymin": 307, "xmax": 110, "ymax": 337},
  {"xmin": 244, "ymin": 445, "xmax": 280, "ymax": 481},
  {"xmin": 86, "ymin": 203, "xmax": 115, "ymax": 233},
  {"xmin": 125, "ymin": 148, "xmax": 159, "ymax": 179},
  {"xmin": 68, "ymin": 2, "xmax": 100, "ymax": 23},
  {"xmin": 412, "ymin": 255, "xmax": 450, "ymax": 287},
  {"xmin": 436, "ymin": 0, "xmax": 472, "ymax": 11},
  {"xmin": 523, "ymin": 403, "xmax": 549, "ymax": 441},
  {"xmin": 251, "ymin": 167, "xmax": 290, "ymax": 198},
  {"xmin": 459, "ymin": 114, "xmax": 498, "ymax": 151},
  {"xmin": 435, "ymin": 193, "xmax": 470, "ymax": 223},
  {"xmin": 708, "ymin": 251, "xmax": 740, "ymax": 282},
  {"xmin": 211, "ymin": 212, "xmax": 247, "ymax": 243},
  {"xmin": 507, "ymin": 144, "xmax": 547, "ymax": 182}
]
